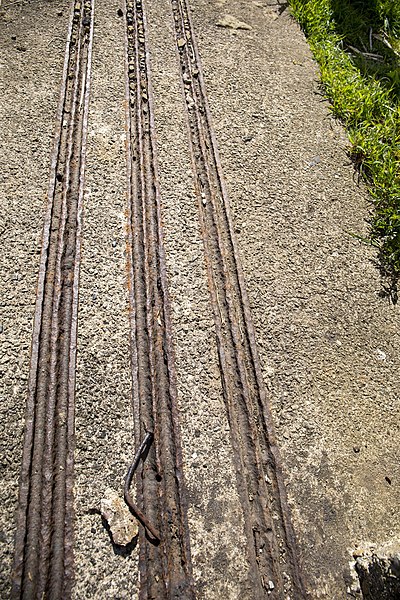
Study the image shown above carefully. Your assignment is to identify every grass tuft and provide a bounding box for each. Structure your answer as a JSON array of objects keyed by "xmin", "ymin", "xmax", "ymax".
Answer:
[{"xmin": 288, "ymin": 0, "xmax": 400, "ymax": 295}]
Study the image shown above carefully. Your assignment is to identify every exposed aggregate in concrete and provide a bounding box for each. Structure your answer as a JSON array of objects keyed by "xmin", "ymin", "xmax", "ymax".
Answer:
[
  {"xmin": 72, "ymin": 0, "xmax": 139, "ymax": 596},
  {"xmin": 0, "ymin": 1, "xmax": 69, "ymax": 594},
  {"xmin": 189, "ymin": 0, "xmax": 400, "ymax": 596},
  {"xmin": 144, "ymin": 0, "xmax": 253, "ymax": 595},
  {"xmin": 1, "ymin": 0, "xmax": 399, "ymax": 597}
]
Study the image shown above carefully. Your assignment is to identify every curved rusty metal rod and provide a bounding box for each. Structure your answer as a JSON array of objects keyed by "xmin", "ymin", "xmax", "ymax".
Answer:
[{"xmin": 124, "ymin": 431, "xmax": 160, "ymax": 542}]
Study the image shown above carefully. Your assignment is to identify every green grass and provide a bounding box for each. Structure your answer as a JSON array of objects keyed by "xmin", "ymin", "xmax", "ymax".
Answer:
[{"xmin": 287, "ymin": 0, "xmax": 400, "ymax": 297}]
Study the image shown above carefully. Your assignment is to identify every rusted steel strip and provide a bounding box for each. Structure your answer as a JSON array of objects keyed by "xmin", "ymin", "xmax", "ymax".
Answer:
[
  {"xmin": 123, "ymin": 0, "xmax": 194, "ymax": 597},
  {"xmin": 169, "ymin": 0, "xmax": 307, "ymax": 597},
  {"xmin": 124, "ymin": 432, "xmax": 160, "ymax": 542},
  {"xmin": 11, "ymin": 2, "xmax": 94, "ymax": 597}
]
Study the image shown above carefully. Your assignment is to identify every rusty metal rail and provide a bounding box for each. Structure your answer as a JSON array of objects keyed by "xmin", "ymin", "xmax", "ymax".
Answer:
[
  {"xmin": 169, "ymin": 0, "xmax": 307, "ymax": 597},
  {"xmin": 11, "ymin": 1, "xmax": 94, "ymax": 597},
  {"xmin": 10, "ymin": 0, "xmax": 305, "ymax": 596},
  {"xmin": 123, "ymin": 0, "xmax": 194, "ymax": 597}
]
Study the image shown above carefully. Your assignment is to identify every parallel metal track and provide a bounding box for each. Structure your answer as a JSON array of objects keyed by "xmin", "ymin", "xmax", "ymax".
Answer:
[
  {"xmin": 170, "ymin": 1, "xmax": 306, "ymax": 597},
  {"xmin": 123, "ymin": 0, "xmax": 194, "ymax": 597},
  {"xmin": 11, "ymin": 1, "xmax": 94, "ymax": 597}
]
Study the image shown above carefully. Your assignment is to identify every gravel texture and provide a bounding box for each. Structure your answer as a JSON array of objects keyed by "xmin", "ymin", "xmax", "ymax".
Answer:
[
  {"xmin": 0, "ymin": 1, "xmax": 68, "ymax": 594},
  {"xmin": 72, "ymin": 0, "xmax": 139, "ymax": 596},
  {"xmin": 2, "ymin": 0, "xmax": 399, "ymax": 597},
  {"xmin": 144, "ymin": 0, "xmax": 253, "ymax": 596},
  {"xmin": 188, "ymin": 0, "xmax": 400, "ymax": 596}
]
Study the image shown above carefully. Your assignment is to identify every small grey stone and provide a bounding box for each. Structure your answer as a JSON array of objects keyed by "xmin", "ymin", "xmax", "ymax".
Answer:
[
  {"xmin": 217, "ymin": 15, "xmax": 252, "ymax": 30},
  {"xmin": 100, "ymin": 490, "xmax": 138, "ymax": 546}
]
